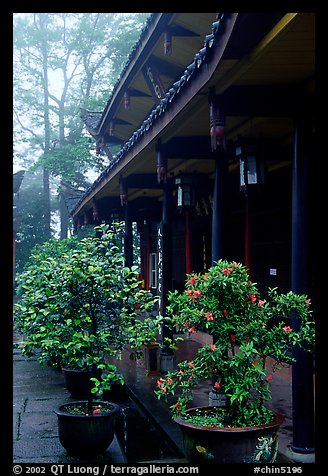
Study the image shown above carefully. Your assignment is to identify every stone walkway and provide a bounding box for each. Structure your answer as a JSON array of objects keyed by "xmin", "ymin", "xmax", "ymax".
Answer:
[{"xmin": 13, "ymin": 331, "xmax": 303, "ymax": 466}]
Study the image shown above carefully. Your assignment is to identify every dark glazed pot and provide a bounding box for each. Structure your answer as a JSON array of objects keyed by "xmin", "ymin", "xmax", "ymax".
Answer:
[
  {"xmin": 54, "ymin": 400, "xmax": 120, "ymax": 457},
  {"xmin": 174, "ymin": 406, "xmax": 284, "ymax": 464},
  {"xmin": 62, "ymin": 368, "xmax": 101, "ymax": 398}
]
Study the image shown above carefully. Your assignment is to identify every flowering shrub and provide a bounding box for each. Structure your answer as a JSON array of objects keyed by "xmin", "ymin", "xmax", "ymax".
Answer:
[{"xmin": 155, "ymin": 259, "xmax": 315, "ymax": 427}]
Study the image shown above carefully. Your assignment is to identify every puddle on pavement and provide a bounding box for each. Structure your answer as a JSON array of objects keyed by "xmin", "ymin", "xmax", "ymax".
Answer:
[{"xmin": 105, "ymin": 386, "xmax": 183, "ymax": 463}]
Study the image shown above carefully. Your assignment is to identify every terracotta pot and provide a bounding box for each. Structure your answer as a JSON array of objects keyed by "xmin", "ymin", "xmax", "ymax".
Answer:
[
  {"xmin": 54, "ymin": 400, "xmax": 120, "ymax": 457},
  {"xmin": 174, "ymin": 406, "xmax": 284, "ymax": 464}
]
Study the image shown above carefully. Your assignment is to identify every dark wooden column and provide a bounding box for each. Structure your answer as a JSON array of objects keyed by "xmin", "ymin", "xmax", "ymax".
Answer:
[
  {"xmin": 159, "ymin": 184, "xmax": 175, "ymax": 372},
  {"xmin": 211, "ymin": 152, "xmax": 226, "ymax": 264},
  {"xmin": 92, "ymin": 198, "xmax": 100, "ymax": 224},
  {"xmin": 119, "ymin": 177, "xmax": 133, "ymax": 268},
  {"xmin": 244, "ymin": 193, "xmax": 251, "ymax": 273},
  {"xmin": 123, "ymin": 204, "xmax": 133, "ymax": 269},
  {"xmin": 144, "ymin": 221, "xmax": 151, "ymax": 290},
  {"xmin": 185, "ymin": 209, "xmax": 191, "ymax": 275},
  {"xmin": 290, "ymin": 118, "xmax": 315, "ymax": 457}
]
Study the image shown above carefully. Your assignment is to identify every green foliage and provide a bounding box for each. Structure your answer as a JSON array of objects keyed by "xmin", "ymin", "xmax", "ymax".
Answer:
[
  {"xmin": 34, "ymin": 137, "xmax": 105, "ymax": 187},
  {"xmin": 14, "ymin": 221, "xmax": 160, "ymax": 399},
  {"xmin": 13, "ymin": 13, "xmax": 151, "ymax": 238},
  {"xmin": 155, "ymin": 260, "xmax": 315, "ymax": 427},
  {"xmin": 15, "ymin": 171, "xmax": 60, "ymax": 272}
]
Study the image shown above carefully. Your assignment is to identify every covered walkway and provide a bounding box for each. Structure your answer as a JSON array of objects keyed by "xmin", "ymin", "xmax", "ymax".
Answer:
[{"xmin": 13, "ymin": 331, "xmax": 296, "ymax": 465}]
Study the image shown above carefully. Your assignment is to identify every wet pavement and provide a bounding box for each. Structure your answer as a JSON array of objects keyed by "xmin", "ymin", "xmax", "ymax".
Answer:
[{"xmin": 13, "ymin": 331, "xmax": 309, "ymax": 467}]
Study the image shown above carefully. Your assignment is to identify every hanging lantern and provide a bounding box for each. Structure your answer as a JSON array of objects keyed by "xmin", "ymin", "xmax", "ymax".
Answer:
[
  {"xmin": 124, "ymin": 90, "xmax": 131, "ymax": 110},
  {"xmin": 164, "ymin": 29, "xmax": 172, "ymax": 56},
  {"xmin": 209, "ymin": 97, "xmax": 225, "ymax": 151},
  {"xmin": 156, "ymin": 141, "xmax": 167, "ymax": 184},
  {"xmin": 235, "ymin": 137, "xmax": 265, "ymax": 192},
  {"xmin": 175, "ymin": 175, "xmax": 194, "ymax": 210},
  {"xmin": 119, "ymin": 177, "xmax": 128, "ymax": 206}
]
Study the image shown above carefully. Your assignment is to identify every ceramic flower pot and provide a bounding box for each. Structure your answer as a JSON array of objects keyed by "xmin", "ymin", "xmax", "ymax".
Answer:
[
  {"xmin": 174, "ymin": 406, "xmax": 284, "ymax": 464},
  {"xmin": 62, "ymin": 368, "xmax": 101, "ymax": 398},
  {"xmin": 54, "ymin": 400, "xmax": 120, "ymax": 457}
]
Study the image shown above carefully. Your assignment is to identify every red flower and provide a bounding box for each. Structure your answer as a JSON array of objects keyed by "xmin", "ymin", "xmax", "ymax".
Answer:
[
  {"xmin": 174, "ymin": 403, "xmax": 181, "ymax": 412},
  {"xmin": 186, "ymin": 289, "xmax": 201, "ymax": 300},
  {"xmin": 189, "ymin": 276, "xmax": 197, "ymax": 285},
  {"xmin": 283, "ymin": 326, "xmax": 292, "ymax": 333},
  {"xmin": 167, "ymin": 377, "xmax": 173, "ymax": 385},
  {"xmin": 249, "ymin": 293, "xmax": 257, "ymax": 303},
  {"xmin": 204, "ymin": 312, "xmax": 214, "ymax": 321},
  {"xmin": 223, "ymin": 267, "xmax": 233, "ymax": 275},
  {"xmin": 188, "ymin": 326, "xmax": 196, "ymax": 333},
  {"xmin": 266, "ymin": 375, "xmax": 273, "ymax": 381},
  {"xmin": 214, "ymin": 381, "xmax": 221, "ymax": 389},
  {"xmin": 92, "ymin": 408, "xmax": 101, "ymax": 415},
  {"xmin": 230, "ymin": 334, "xmax": 236, "ymax": 343},
  {"xmin": 203, "ymin": 274, "xmax": 209, "ymax": 280},
  {"xmin": 156, "ymin": 378, "xmax": 165, "ymax": 387},
  {"xmin": 258, "ymin": 299, "xmax": 265, "ymax": 307},
  {"xmin": 222, "ymin": 309, "xmax": 228, "ymax": 318},
  {"xmin": 210, "ymin": 344, "xmax": 216, "ymax": 351}
]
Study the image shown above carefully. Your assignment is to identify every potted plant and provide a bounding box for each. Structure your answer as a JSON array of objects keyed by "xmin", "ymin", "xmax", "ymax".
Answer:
[
  {"xmin": 155, "ymin": 259, "xmax": 315, "ymax": 464},
  {"xmin": 14, "ymin": 221, "xmax": 160, "ymax": 456}
]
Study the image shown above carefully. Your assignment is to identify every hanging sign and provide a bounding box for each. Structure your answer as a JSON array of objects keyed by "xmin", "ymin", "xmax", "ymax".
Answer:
[{"xmin": 157, "ymin": 224, "xmax": 164, "ymax": 313}]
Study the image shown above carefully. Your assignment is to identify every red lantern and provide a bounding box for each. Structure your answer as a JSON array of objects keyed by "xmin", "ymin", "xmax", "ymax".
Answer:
[{"xmin": 209, "ymin": 100, "xmax": 225, "ymax": 151}]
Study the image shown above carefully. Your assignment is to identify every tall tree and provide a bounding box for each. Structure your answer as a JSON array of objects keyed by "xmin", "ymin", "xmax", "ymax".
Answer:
[{"xmin": 13, "ymin": 12, "xmax": 150, "ymax": 240}]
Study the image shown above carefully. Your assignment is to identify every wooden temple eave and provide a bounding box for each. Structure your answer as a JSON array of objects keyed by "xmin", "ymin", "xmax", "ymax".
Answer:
[
  {"xmin": 72, "ymin": 13, "xmax": 239, "ymax": 218},
  {"xmin": 97, "ymin": 13, "xmax": 221, "ymax": 144},
  {"xmin": 96, "ymin": 13, "xmax": 174, "ymax": 136},
  {"xmin": 72, "ymin": 11, "xmax": 314, "ymax": 222}
]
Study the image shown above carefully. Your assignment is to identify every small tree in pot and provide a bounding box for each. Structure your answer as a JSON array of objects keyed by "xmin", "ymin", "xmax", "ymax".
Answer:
[
  {"xmin": 14, "ymin": 222, "xmax": 160, "ymax": 456},
  {"xmin": 155, "ymin": 259, "xmax": 315, "ymax": 463}
]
